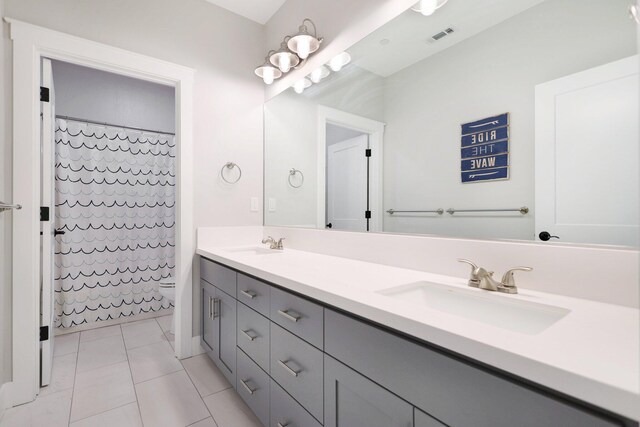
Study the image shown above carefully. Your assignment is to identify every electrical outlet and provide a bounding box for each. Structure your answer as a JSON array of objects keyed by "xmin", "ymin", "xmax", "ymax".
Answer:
[
  {"xmin": 268, "ymin": 198, "xmax": 276, "ymax": 212},
  {"xmin": 250, "ymin": 197, "xmax": 259, "ymax": 212}
]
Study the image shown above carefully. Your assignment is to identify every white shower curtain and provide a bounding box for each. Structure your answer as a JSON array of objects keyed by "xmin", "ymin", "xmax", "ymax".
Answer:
[{"xmin": 54, "ymin": 118, "xmax": 175, "ymax": 328}]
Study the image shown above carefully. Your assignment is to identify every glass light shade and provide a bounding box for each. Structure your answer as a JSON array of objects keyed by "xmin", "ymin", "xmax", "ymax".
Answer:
[
  {"xmin": 293, "ymin": 78, "xmax": 312, "ymax": 94},
  {"xmin": 411, "ymin": 0, "xmax": 449, "ymax": 16},
  {"xmin": 254, "ymin": 60, "xmax": 282, "ymax": 85},
  {"xmin": 328, "ymin": 52, "xmax": 351, "ymax": 72},
  {"xmin": 309, "ymin": 66, "xmax": 330, "ymax": 83},
  {"xmin": 269, "ymin": 42, "xmax": 300, "ymax": 73},
  {"xmin": 288, "ymin": 32, "xmax": 320, "ymax": 59}
]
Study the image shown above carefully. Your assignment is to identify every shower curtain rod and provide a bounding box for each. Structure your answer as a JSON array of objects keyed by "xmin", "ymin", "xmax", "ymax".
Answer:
[{"xmin": 55, "ymin": 115, "xmax": 176, "ymax": 135}]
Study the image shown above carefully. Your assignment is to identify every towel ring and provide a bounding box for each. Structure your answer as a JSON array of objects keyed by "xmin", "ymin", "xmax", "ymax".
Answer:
[
  {"xmin": 288, "ymin": 168, "xmax": 304, "ymax": 188},
  {"xmin": 221, "ymin": 162, "xmax": 242, "ymax": 184}
]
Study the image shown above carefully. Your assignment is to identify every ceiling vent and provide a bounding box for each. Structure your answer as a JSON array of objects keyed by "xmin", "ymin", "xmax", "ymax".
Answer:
[{"xmin": 428, "ymin": 27, "xmax": 454, "ymax": 43}]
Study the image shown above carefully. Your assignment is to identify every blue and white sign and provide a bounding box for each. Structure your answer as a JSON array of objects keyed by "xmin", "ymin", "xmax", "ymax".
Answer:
[{"xmin": 460, "ymin": 113, "xmax": 509, "ymax": 183}]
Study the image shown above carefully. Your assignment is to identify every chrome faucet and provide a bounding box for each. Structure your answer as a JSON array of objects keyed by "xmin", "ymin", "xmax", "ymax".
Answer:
[
  {"xmin": 458, "ymin": 259, "xmax": 532, "ymax": 294},
  {"xmin": 261, "ymin": 236, "xmax": 285, "ymax": 250}
]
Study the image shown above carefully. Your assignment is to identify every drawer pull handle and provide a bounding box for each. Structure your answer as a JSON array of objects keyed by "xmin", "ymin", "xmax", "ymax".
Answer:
[
  {"xmin": 241, "ymin": 329, "xmax": 257, "ymax": 341},
  {"xmin": 277, "ymin": 423, "xmax": 289, "ymax": 427},
  {"xmin": 240, "ymin": 379, "xmax": 257, "ymax": 395},
  {"xmin": 240, "ymin": 289, "xmax": 256, "ymax": 299},
  {"xmin": 208, "ymin": 296, "xmax": 213, "ymax": 320},
  {"xmin": 278, "ymin": 359, "xmax": 301, "ymax": 377},
  {"xmin": 277, "ymin": 309, "xmax": 301, "ymax": 323},
  {"xmin": 212, "ymin": 298, "xmax": 220, "ymax": 319}
]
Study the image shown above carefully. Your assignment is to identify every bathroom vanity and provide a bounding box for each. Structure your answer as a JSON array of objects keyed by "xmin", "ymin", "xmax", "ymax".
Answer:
[{"xmin": 196, "ymin": 244, "xmax": 638, "ymax": 427}]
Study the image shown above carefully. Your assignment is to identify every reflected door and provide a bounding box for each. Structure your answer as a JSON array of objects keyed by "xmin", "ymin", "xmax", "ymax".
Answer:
[
  {"xmin": 327, "ymin": 135, "xmax": 369, "ymax": 231},
  {"xmin": 535, "ymin": 56, "xmax": 639, "ymax": 246}
]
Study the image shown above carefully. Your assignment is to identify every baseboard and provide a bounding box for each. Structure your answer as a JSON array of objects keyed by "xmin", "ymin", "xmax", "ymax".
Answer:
[
  {"xmin": 0, "ymin": 382, "xmax": 12, "ymax": 421},
  {"xmin": 191, "ymin": 335, "xmax": 206, "ymax": 357}
]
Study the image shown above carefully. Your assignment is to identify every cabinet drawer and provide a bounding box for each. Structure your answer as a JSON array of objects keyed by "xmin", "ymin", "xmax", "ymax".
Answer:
[
  {"xmin": 270, "ymin": 380, "xmax": 322, "ymax": 427},
  {"xmin": 270, "ymin": 323, "xmax": 323, "ymax": 423},
  {"xmin": 237, "ymin": 348, "xmax": 270, "ymax": 427},
  {"xmin": 237, "ymin": 302, "xmax": 270, "ymax": 372},
  {"xmin": 325, "ymin": 309, "xmax": 622, "ymax": 427},
  {"xmin": 270, "ymin": 286, "xmax": 323, "ymax": 349},
  {"xmin": 238, "ymin": 274, "xmax": 271, "ymax": 317},
  {"xmin": 415, "ymin": 408, "xmax": 447, "ymax": 427},
  {"xmin": 200, "ymin": 257, "xmax": 236, "ymax": 297}
]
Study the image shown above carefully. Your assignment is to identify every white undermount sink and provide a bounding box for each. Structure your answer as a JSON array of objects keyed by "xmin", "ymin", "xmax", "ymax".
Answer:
[
  {"xmin": 378, "ymin": 281, "xmax": 570, "ymax": 335},
  {"xmin": 225, "ymin": 246, "xmax": 282, "ymax": 255}
]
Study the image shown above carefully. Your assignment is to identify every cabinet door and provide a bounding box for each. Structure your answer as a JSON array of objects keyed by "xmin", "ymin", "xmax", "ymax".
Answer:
[
  {"xmin": 415, "ymin": 408, "xmax": 447, "ymax": 427},
  {"xmin": 325, "ymin": 355, "xmax": 413, "ymax": 427},
  {"xmin": 216, "ymin": 287, "xmax": 237, "ymax": 382},
  {"xmin": 201, "ymin": 280, "xmax": 217, "ymax": 353}
]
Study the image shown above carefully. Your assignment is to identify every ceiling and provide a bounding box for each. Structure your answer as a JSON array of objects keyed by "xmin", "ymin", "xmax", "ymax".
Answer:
[
  {"xmin": 204, "ymin": 0, "xmax": 286, "ymax": 24},
  {"xmin": 349, "ymin": 0, "xmax": 547, "ymax": 77}
]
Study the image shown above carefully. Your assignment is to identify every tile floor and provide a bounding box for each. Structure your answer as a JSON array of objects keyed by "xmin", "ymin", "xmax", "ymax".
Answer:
[{"xmin": 0, "ymin": 315, "xmax": 264, "ymax": 427}]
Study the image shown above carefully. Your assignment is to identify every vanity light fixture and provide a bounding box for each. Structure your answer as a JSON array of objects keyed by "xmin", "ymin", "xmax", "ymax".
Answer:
[
  {"xmin": 293, "ymin": 77, "xmax": 312, "ymax": 94},
  {"xmin": 255, "ymin": 51, "xmax": 283, "ymax": 85},
  {"xmin": 328, "ymin": 51, "xmax": 351, "ymax": 72},
  {"xmin": 287, "ymin": 19, "xmax": 322, "ymax": 59},
  {"xmin": 270, "ymin": 37, "xmax": 300, "ymax": 73},
  {"xmin": 411, "ymin": 0, "xmax": 449, "ymax": 16},
  {"xmin": 309, "ymin": 65, "xmax": 330, "ymax": 83}
]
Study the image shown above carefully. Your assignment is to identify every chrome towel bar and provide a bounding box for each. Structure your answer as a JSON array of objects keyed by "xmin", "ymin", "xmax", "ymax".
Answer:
[
  {"xmin": 386, "ymin": 209, "xmax": 443, "ymax": 215},
  {"xmin": 386, "ymin": 207, "xmax": 529, "ymax": 215},
  {"xmin": 0, "ymin": 201, "xmax": 22, "ymax": 213}
]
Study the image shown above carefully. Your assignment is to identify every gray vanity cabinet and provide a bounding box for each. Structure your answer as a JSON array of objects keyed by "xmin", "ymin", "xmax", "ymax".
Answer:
[
  {"xmin": 201, "ymin": 280, "xmax": 217, "ymax": 353},
  {"xmin": 414, "ymin": 409, "xmax": 447, "ymax": 427},
  {"xmin": 324, "ymin": 354, "xmax": 413, "ymax": 427},
  {"xmin": 200, "ymin": 258, "xmax": 237, "ymax": 387}
]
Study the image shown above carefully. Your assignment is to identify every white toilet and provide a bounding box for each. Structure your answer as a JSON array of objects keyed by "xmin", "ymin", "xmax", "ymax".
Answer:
[{"xmin": 159, "ymin": 277, "xmax": 176, "ymax": 334}]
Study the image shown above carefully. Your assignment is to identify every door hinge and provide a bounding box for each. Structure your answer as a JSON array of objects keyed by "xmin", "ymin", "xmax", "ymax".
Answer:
[
  {"xmin": 39, "ymin": 326, "xmax": 49, "ymax": 342},
  {"xmin": 365, "ymin": 148, "xmax": 372, "ymax": 157},
  {"xmin": 40, "ymin": 86, "xmax": 50, "ymax": 102},
  {"xmin": 40, "ymin": 206, "xmax": 50, "ymax": 221},
  {"xmin": 365, "ymin": 210, "xmax": 371, "ymax": 219}
]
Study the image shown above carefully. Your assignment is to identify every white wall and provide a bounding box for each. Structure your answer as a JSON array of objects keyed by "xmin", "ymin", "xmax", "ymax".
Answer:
[
  {"xmin": 382, "ymin": 0, "xmax": 636, "ymax": 240},
  {"xmin": 51, "ymin": 60, "xmax": 175, "ymax": 133},
  {"xmin": 2, "ymin": 0, "xmax": 266, "ymax": 340}
]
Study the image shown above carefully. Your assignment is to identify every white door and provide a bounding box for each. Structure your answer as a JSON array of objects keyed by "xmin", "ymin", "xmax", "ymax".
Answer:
[
  {"xmin": 326, "ymin": 135, "xmax": 369, "ymax": 231},
  {"xmin": 535, "ymin": 56, "xmax": 639, "ymax": 246},
  {"xmin": 40, "ymin": 58, "xmax": 56, "ymax": 386}
]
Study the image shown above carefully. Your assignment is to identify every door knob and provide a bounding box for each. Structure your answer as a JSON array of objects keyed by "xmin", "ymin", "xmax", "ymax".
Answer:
[
  {"xmin": 54, "ymin": 229, "xmax": 66, "ymax": 236},
  {"xmin": 326, "ymin": 223, "xmax": 332, "ymax": 229},
  {"xmin": 538, "ymin": 231, "xmax": 559, "ymax": 241}
]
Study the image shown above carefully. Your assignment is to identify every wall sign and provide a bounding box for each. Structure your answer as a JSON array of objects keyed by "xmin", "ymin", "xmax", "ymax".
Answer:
[{"xmin": 460, "ymin": 113, "xmax": 509, "ymax": 183}]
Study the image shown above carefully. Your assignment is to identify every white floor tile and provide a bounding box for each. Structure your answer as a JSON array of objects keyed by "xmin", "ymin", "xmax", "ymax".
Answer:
[
  {"xmin": 156, "ymin": 314, "xmax": 173, "ymax": 332},
  {"xmin": 39, "ymin": 352, "xmax": 77, "ymax": 397},
  {"xmin": 79, "ymin": 325, "xmax": 121, "ymax": 342},
  {"xmin": 165, "ymin": 331, "xmax": 175, "ymax": 350},
  {"xmin": 203, "ymin": 388, "xmax": 263, "ymax": 427},
  {"xmin": 182, "ymin": 354, "xmax": 231, "ymax": 397},
  {"xmin": 189, "ymin": 417, "xmax": 218, "ymax": 427},
  {"xmin": 128, "ymin": 340, "xmax": 183, "ymax": 383},
  {"xmin": 136, "ymin": 370, "xmax": 210, "ymax": 427},
  {"xmin": 69, "ymin": 402, "xmax": 143, "ymax": 427},
  {"xmin": 54, "ymin": 332, "xmax": 79, "ymax": 356},
  {"xmin": 1, "ymin": 388, "xmax": 72, "ymax": 427},
  {"xmin": 122, "ymin": 318, "xmax": 167, "ymax": 349},
  {"xmin": 76, "ymin": 334, "xmax": 127, "ymax": 373},
  {"xmin": 71, "ymin": 360, "xmax": 136, "ymax": 422}
]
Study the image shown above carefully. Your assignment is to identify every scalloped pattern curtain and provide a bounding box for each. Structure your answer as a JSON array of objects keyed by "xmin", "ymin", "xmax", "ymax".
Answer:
[{"xmin": 54, "ymin": 119, "xmax": 174, "ymax": 328}]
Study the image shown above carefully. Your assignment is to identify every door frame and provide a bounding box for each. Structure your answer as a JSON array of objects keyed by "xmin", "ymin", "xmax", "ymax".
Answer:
[
  {"xmin": 6, "ymin": 18, "xmax": 195, "ymax": 406},
  {"xmin": 317, "ymin": 106, "xmax": 385, "ymax": 232}
]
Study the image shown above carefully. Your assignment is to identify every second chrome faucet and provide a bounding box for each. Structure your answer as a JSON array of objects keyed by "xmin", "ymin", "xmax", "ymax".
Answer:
[
  {"xmin": 262, "ymin": 236, "xmax": 285, "ymax": 250},
  {"xmin": 458, "ymin": 259, "xmax": 532, "ymax": 294}
]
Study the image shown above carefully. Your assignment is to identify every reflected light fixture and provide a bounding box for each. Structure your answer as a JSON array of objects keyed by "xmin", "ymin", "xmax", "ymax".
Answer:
[
  {"xmin": 328, "ymin": 52, "xmax": 351, "ymax": 72},
  {"xmin": 411, "ymin": 0, "xmax": 449, "ymax": 16},
  {"xmin": 293, "ymin": 77, "xmax": 312, "ymax": 94},
  {"xmin": 287, "ymin": 18, "xmax": 322, "ymax": 59},
  {"xmin": 254, "ymin": 51, "xmax": 283, "ymax": 85},
  {"xmin": 309, "ymin": 65, "xmax": 330, "ymax": 83},
  {"xmin": 270, "ymin": 37, "xmax": 300, "ymax": 73}
]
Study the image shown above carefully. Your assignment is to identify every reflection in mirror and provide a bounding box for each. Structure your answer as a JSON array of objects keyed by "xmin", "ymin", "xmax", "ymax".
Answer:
[{"xmin": 264, "ymin": 0, "xmax": 638, "ymax": 247}]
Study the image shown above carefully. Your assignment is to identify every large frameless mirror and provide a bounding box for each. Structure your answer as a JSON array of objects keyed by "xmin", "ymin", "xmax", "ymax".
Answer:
[{"xmin": 264, "ymin": 0, "xmax": 639, "ymax": 247}]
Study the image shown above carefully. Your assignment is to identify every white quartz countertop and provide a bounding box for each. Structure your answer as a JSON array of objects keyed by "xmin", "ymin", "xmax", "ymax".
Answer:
[{"xmin": 196, "ymin": 244, "xmax": 639, "ymax": 421}]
